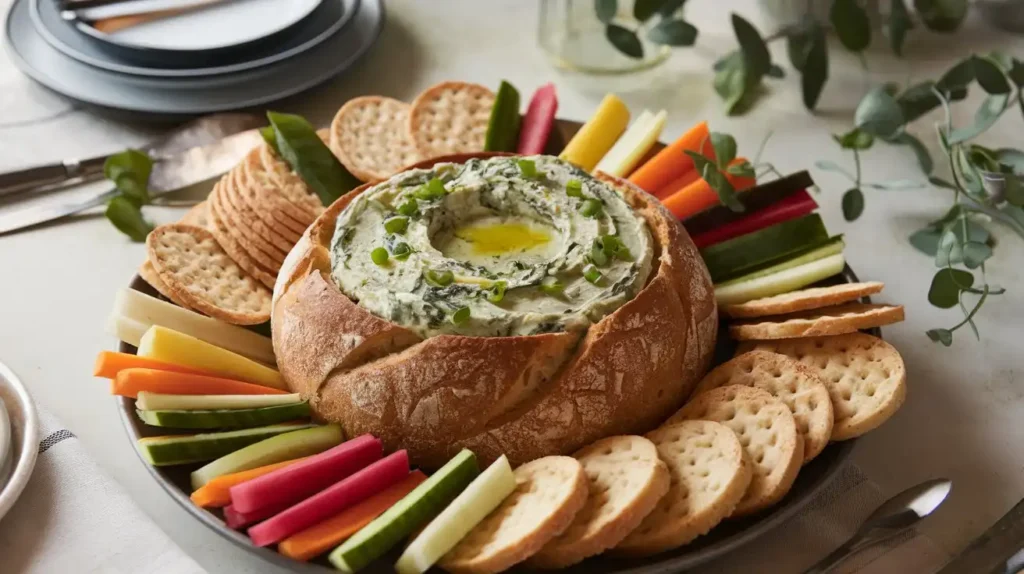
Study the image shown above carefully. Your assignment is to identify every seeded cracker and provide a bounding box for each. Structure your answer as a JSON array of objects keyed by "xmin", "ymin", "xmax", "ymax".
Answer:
[
  {"xmin": 138, "ymin": 259, "xmax": 191, "ymax": 309},
  {"xmin": 440, "ymin": 456, "xmax": 588, "ymax": 574},
  {"xmin": 530, "ymin": 436, "xmax": 669, "ymax": 568},
  {"xmin": 616, "ymin": 421, "xmax": 750, "ymax": 555},
  {"xmin": 146, "ymin": 224, "xmax": 271, "ymax": 325},
  {"xmin": 729, "ymin": 303, "xmax": 905, "ymax": 340},
  {"xmin": 330, "ymin": 96, "xmax": 421, "ymax": 181},
  {"xmin": 667, "ymin": 386, "xmax": 802, "ymax": 516},
  {"xmin": 692, "ymin": 351, "xmax": 833, "ymax": 463},
  {"xmin": 722, "ymin": 281, "xmax": 885, "ymax": 318},
  {"xmin": 408, "ymin": 81, "xmax": 496, "ymax": 159},
  {"xmin": 739, "ymin": 333, "xmax": 907, "ymax": 440}
]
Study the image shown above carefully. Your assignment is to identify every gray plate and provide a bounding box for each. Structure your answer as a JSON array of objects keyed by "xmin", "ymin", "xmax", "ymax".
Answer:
[
  {"xmin": 116, "ymin": 267, "xmax": 866, "ymax": 573},
  {"xmin": 29, "ymin": 0, "xmax": 360, "ymax": 78},
  {"xmin": 3, "ymin": 0, "xmax": 383, "ymax": 116},
  {"xmin": 0, "ymin": 360, "xmax": 39, "ymax": 523}
]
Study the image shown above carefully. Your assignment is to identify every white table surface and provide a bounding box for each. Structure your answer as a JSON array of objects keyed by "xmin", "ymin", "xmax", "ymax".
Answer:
[{"xmin": 1, "ymin": 0, "xmax": 1023, "ymax": 572}]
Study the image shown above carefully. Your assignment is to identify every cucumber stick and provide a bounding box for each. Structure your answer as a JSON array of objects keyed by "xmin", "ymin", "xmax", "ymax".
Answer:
[
  {"xmin": 135, "ymin": 392, "xmax": 302, "ymax": 411},
  {"xmin": 190, "ymin": 425, "xmax": 343, "ymax": 491},
  {"xmin": 395, "ymin": 456, "xmax": 515, "ymax": 574},
  {"xmin": 717, "ymin": 238, "xmax": 844, "ymax": 287},
  {"xmin": 137, "ymin": 422, "xmax": 313, "ymax": 467},
  {"xmin": 135, "ymin": 402, "xmax": 311, "ymax": 429},
  {"xmin": 330, "ymin": 449, "xmax": 480, "ymax": 574},
  {"xmin": 715, "ymin": 253, "xmax": 846, "ymax": 305},
  {"xmin": 700, "ymin": 214, "xmax": 829, "ymax": 283},
  {"xmin": 484, "ymin": 80, "xmax": 521, "ymax": 152}
]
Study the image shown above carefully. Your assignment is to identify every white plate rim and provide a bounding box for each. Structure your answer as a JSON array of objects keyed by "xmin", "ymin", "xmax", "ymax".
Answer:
[{"xmin": 0, "ymin": 361, "xmax": 39, "ymax": 523}]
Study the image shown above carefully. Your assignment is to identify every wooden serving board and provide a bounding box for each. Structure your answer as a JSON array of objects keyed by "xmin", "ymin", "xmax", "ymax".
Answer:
[{"xmin": 115, "ymin": 119, "xmax": 865, "ymax": 574}]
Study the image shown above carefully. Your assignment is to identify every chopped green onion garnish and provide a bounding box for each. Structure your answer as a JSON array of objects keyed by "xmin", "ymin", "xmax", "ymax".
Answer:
[
  {"xmin": 414, "ymin": 178, "xmax": 447, "ymax": 200},
  {"xmin": 517, "ymin": 159, "xmax": 538, "ymax": 178},
  {"xmin": 383, "ymin": 216, "xmax": 408, "ymax": 234},
  {"xmin": 589, "ymin": 239, "xmax": 610, "ymax": 266},
  {"xmin": 392, "ymin": 242, "xmax": 412, "ymax": 260},
  {"xmin": 540, "ymin": 276, "xmax": 564, "ymax": 295},
  {"xmin": 583, "ymin": 264, "xmax": 602, "ymax": 285},
  {"xmin": 370, "ymin": 247, "xmax": 389, "ymax": 266},
  {"xmin": 452, "ymin": 306, "xmax": 471, "ymax": 325},
  {"xmin": 425, "ymin": 268, "xmax": 454, "ymax": 287},
  {"xmin": 396, "ymin": 199, "xmax": 419, "ymax": 217},
  {"xmin": 580, "ymin": 198, "xmax": 603, "ymax": 218},
  {"xmin": 565, "ymin": 179, "xmax": 583, "ymax": 198},
  {"xmin": 487, "ymin": 280, "xmax": 507, "ymax": 303},
  {"xmin": 600, "ymin": 234, "xmax": 632, "ymax": 261}
]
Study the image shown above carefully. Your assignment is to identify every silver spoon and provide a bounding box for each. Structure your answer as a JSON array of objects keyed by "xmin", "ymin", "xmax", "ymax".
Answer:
[{"xmin": 804, "ymin": 478, "xmax": 953, "ymax": 574}]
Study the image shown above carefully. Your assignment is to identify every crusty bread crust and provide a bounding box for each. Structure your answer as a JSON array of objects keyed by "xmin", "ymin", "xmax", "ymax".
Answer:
[{"xmin": 272, "ymin": 154, "xmax": 718, "ymax": 468}]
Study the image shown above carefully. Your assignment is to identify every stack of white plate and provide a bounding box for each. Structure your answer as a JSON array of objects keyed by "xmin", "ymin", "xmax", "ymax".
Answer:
[
  {"xmin": 3, "ymin": 0, "xmax": 384, "ymax": 116},
  {"xmin": 0, "ymin": 361, "xmax": 39, "ymax": 523}
]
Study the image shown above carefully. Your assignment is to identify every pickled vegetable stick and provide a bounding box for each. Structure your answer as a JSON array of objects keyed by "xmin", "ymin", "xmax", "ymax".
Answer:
[
  {"xmin": 660, "ymin": 158, "xmax": 756, "ymax": 221},
  {"xmin": 715, "ymin": 253, "xmax": 846, "ymax": 305},
  {"xmin": 248, "ymin": 450, "xmax": 410, "ymax": 547},
  {"xmin": 136, "ymin": 392, "xmax": 302, "ymax": 411},
  {"xmin": 279, "ymin": 471, "xmax": 428, "ymax": 562},
  {"xmin": 559, "ymin": 94, "xmax": 630, "ymax": 172},
  {"xmin": 111, "ymin": 288, "xmax": 275, "ymax": 364},
  {"xmin": 137, "ymin": 423, "xmax": 313, "ymax": 467},
  {"xmin": 594, "ymin": 109, "xmax": 667, "ymax": 178},
  {"xmin": 137, "ymin": 325, "xmax": 285, "ymax": 390},
  {"xmin": 628, "ymin": 121, "xmax": 714, "ymax": 193},
  {"xmin": 230, "ymin": 434, "xmax": 382, "ymax": 514},
  {"xmin": 190, "ymin": 456, "xmax": 313, "ymax": 508},
  {"xmin": 112, "ymin": 369, "xmax": 288, "ymax": 399},
  {"xmin": 517, "ymin": 83, "xmax": 558, "ymax": 155},
  {"xmin": 395, "ymin": 456, "xmax": 516, "ymax": 574},
  {"xmin": 135, "ymin": 402, "xmax": 311, "ymax": 429},
  {"xmin": 191, "ymin": 425, "xmax": 344, "ymax": 490},
  {"xmin": 94, "ymin": 351, "xmax": 213, "ymax": 379}
]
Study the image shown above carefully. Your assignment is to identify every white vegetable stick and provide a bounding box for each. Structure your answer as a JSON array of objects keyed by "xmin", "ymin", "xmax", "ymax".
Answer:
[
  {"xmin": 136, "ymin": 392, "xmax": 303, "ymax": 411},
  {"xmin": 594, "ymin": 109, "xmax": 667, "ymax": 177}
]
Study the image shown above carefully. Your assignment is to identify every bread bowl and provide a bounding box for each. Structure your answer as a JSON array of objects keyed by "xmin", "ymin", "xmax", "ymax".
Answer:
[{"xmin": 272, "ymin": 152, "xmax": 717, "ymax": 468}]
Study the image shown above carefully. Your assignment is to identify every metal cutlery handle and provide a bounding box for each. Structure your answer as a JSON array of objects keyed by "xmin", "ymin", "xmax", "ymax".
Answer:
[{"xmin": 0, "ymin": 157, "xmax": 106, "ymax": 198}]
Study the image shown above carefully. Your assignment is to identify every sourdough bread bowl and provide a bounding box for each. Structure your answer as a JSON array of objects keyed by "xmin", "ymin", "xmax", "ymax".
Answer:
[{"xmin": 272, "ymin": 152, "xmax": 718, "ymax": 469}]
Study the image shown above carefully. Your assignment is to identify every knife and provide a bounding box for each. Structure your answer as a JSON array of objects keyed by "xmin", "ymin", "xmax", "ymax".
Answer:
[{"xmin": 0, "ymin": 128, "xmax": 264, "ymax": 236}]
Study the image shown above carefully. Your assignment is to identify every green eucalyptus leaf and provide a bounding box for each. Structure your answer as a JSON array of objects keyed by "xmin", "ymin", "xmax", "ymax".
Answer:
[
  {"xmin": 105, "ymin": 196, "xmax": 153, "ymax": 242},
  {"xmin": 834, "ymin": 128, "xmax": 874, "ymax": 150},
  {"xmin": 713, "ymin": 51, "xmax": 737, "ymax": 71},
  {"xmin": 786, "ymin": 31, "xmax": 811, "ymax": 72},
  {"xmin": 995, "ymin": 148, "xmax": 1024, "ymax": 174},
  {"xmin": 928, "ymin": 176, "xmax": 956, "ymax": 189},
  {"xmin": 831, "ymin": 0, "xmax": 871, "ymax": 52},
  {"xmin": 842, "ymin": 187, "xmax": 865, "ymax": 221},
  {"xmin": 928, "ymin": 268, "xmax": 974, "ymax": 309},
  {"xmin": 897, "ymin": 81, "xmax": 966, "ymax": 123},
  {"xmin": 731, "ymin": 13, "xmax": 771, "ymax": 79},
  {"xmin": 801, "ymin": 28, "xmax": 829, "ymax": 110},
  {"xmin": 658, "ymin": 0, "xmax": 686, "ymax": 16},
  {"xmin": 855, "ymin": 86, "xmax": 905, "ymax": 138},
  {"xmin": 972, "ymin": 55, "xmax": 1012, "ymax": 95},
  {"xmin": 914, "ymin": 0, "xmax": 968, "ymax": 32},
  {"xmin": 926, "ymin": 328, "xmax": 954, "ymax": 346},
  {"xmin": 962, "ymin": 242, "xmax": 993, "ymax": 269},
  {"xmin": 888, "ymin": 132, "xmax": 933, "ymax": 175},
  {"xmin": 889, "ymin": 0, "xmax": 913, "ymax": 56},
  {"xmin": 948, "ymin": 94, "xmax": 1010, "ymax": 144},
  {"xmin": 633, "ymin": 0, "xmax": 664, "ymax": 21},
  {"xmin": 937, "ymin": 58, "xmax": 975, "ymax": 93},
  {"xmin": 606, "ymin": 24, "xmax": 644, "ymax": 58},
  {"xmin": 267, "ymin": 111, "xmax": 361, "ymax": 206},
  {"xmin": 909, "ymin": 227, "xmax": 943, "ymax": 256},
  {"xmin": 647, "ymin": 19, "xmax": 698, "ymax": 46},
  {"xmin": 768, "ymin": 64, "xmax": 785, "ymax": 79},
  {"xmin": 709, "ymin": 132, "xmax": 738, "ymax": 167},
  {"xmin": 1007, "ymin": 58, "xmax": 1024, "ymax": 87},
  {"xmin": 714, "ymin": 52, "xmax": 751, "ymax": 114},
  {"xmin": 1003, "ymin": 174, "xmax": 1024, "ymax": 206},
  {"xmin": 687, "ymin": 151, "xmax": 744, "ymax": 212},
  {"xmin": 595, "ymin": 0, "xmax": 617, "ymax": 23}
]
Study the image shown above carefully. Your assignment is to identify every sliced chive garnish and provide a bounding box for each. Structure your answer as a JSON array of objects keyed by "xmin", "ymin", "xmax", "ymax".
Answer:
[
  {"xmin": 370, "ymin": 247, "xmax": 389, "ymax": 266},
  {"xmin": 396, "ymin": 199, "xmax": 419, "ymax": 217},
  {"xmin": 425, "ymin": 268, "xmax": 454, "ymax": 287},
  {"xmin": 392, "ymin": 242, "xmax": 412, "ymax": 260},
  {"xmin": 583, "ymin": 264, "xmax": 603, "ymax": 285},
  {"xmin": 566, "ymin": 179, "xmax": 583, "ymax": 198},
  {"xmin": 590, "ymin": 239, "xmax": 610, "ymax": 266},
  {"xmin": 452, "ymin": 306, "xmax": 471, "ymax": 324},
  {"xmin": 580, "ymin": 198, "xmax": 603, "ymax": 218},
  {"xmin": 414, "ymin": 177, "xmax": 447, "ymax": 200},
  {"xmin": 517, "ymin": 159, "xmax": 538, "ymax": 178},
  {"xmin": 540, "ymin": 275, "xmax": 564, "ymax": 295},
  {"xmin": 383, "ymin": 216, "xmax": 409, "ymax": 234},
  {"xmin": 487, "ymin": 280, "xmax": 507, "ymax": 303}
]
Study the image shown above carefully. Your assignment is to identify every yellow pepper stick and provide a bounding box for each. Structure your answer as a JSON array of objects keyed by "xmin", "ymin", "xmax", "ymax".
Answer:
[{"xmin": 559, "ymin": 94, "xmax": 630, "ymax": 172}]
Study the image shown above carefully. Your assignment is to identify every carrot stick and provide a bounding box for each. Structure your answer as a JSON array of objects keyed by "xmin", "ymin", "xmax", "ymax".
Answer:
[
  {"xmin": 112, "ymin": 368, "xmax": 289, "ymax": 399},
  {"xmin": 661, "ymin": 158, "xmax": 756, "ymax": 220},
  {"xmin": 278, "ymin": 470, "xmax": 427, "ymax": 562},
  {"xmin": 190, "ymin": 456, "xmax": 313, "ymax": 508},
  {"xmin": 94, "ymin": 351, "xmax": 214, "ymax": 380},
  {"xmin": 652, "ymin": 168, "xmax": 701, "ymax": 200},
  {"xmin": 627, "ymin": 121, "xmax": 714, "ymax": 193}
]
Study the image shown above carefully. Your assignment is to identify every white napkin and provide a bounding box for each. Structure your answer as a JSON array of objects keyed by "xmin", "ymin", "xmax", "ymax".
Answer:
[{"xmin": 0, "ymin": 408, "xmax": 205, "ymax": 574}]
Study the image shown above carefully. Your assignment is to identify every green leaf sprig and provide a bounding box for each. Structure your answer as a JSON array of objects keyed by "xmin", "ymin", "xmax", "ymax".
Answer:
[
  {"xmin": 104, "ymin": 149, "xmax": 155, "ymax": 242},
  {"xmin": 594, "ymin": 0, "xmax": 697, "ymax": 62},
  {"xmin": 264, "ymin": 111, "xmax": 361, "ymax": 206}
]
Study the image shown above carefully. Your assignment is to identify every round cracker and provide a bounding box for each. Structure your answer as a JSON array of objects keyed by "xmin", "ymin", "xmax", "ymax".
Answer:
[
  {"xmin": 146, "ymin": 224, "xmax": 271, "ymax": 325},
  {"xmin": 440, "ymin": 456, "xmax": 588, "ymax": 574},
  {"xmin": 223, "ymin": 167, "xmax": 298, "ymax": 254},
  {"xmin": 408, "ymin": 81, "xmax": 495, "ymax": 159},
  {"xmin": 258, "ymin": 143, "xmax": 324, "ymax": 219},
  {"xmin": 234, "ymin": 150, "xmax": 304, "ymax": 242},
  {"xmin": 729, "ymin": 303, "xmax": 905, "ymax": 340},
  {"xmin": 138, "ymin": 259, "xmax": 191, "ymax": 309},
  {"xmin": 529, "ymin": 436, "xmax": 669, "ymax": 568},
  {"xmin": 741, "ymin": 333, "xmax": 907, "ymax": 440},
  {"xmin": 209, "ymin": 181, "xmax": 284, "ymax": 271},
  {"xmin": 242, "ymin": 147, "xmax": 314, "ymax": 236},
  {"xmin": 722, "ymin": 281, "xmax": 885, "ymax": 318},
  {"xmin": 667, "ymin": 386, "xmax": 802, "ymax": 516},
  {"xmin": 178, "ymin": 201, "xmax": 210, "ymax": 228},
  {"xmin": 330, "ymin": 96, "xmax": 421, "ymax": 182},
  {"xmin": 205, "ymin": 189, "xmax": 279, "ymax": 290},
  {"xmin": 615, "ymin": 421, "xmax": 751, "ymax": 556},
  {"xmin": 692, "ymin": 351, "xmax": 833, "ymax": 463}
]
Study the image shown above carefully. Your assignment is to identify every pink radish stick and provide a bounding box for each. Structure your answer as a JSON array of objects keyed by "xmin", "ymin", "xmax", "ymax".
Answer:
[
  {"xmin": 230, "ymin": 434, "xmax": 382, "ymax": 514},
  {"xmin": 517, "ymin": 83, "xmax": 558, "ymax": 155},
  {"xmin": 224, "ymin": 501, "xmax": 290, "ymax": 530}
]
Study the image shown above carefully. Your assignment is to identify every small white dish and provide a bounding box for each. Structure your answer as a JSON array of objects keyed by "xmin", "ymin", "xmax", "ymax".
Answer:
[
  {"xmin": 0, "ymin": 398, "xmax": 10, "ymax": 484},
  {"xmin": 0, "ymin": 361, "xmax": 39, "ymax": 523}
]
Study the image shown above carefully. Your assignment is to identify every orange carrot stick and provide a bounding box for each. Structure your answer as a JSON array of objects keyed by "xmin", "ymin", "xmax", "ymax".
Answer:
[
  {"xmin": 278, "ymin": 471, "xmax": 428, "ymax": 562},
  {"xmin": 661, "ymin": 158, "xmax": 756, "ymax": 220},
  {"xmin": 94, "ymin": 351, "xmax": 214, "ymax": 379},
  {"xmin": 628, "ymin": 121, "xmax": 714, "ymax": 193},
  {"xmin": 190, "ymin": 456, "xmax": 313, "ymax": 508},
  {"xmin": 112, "ymin": 368, "xmax": 289, "ymax": 399},
  {"xmin": 652, "ymin": 168, "xmax": 701, "ymax": 200}
]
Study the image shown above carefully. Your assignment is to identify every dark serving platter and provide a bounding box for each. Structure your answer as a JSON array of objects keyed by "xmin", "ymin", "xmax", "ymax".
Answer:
[{"xmin": 115, "ymin": 118, "xmax": 873, "ymax": 573}]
